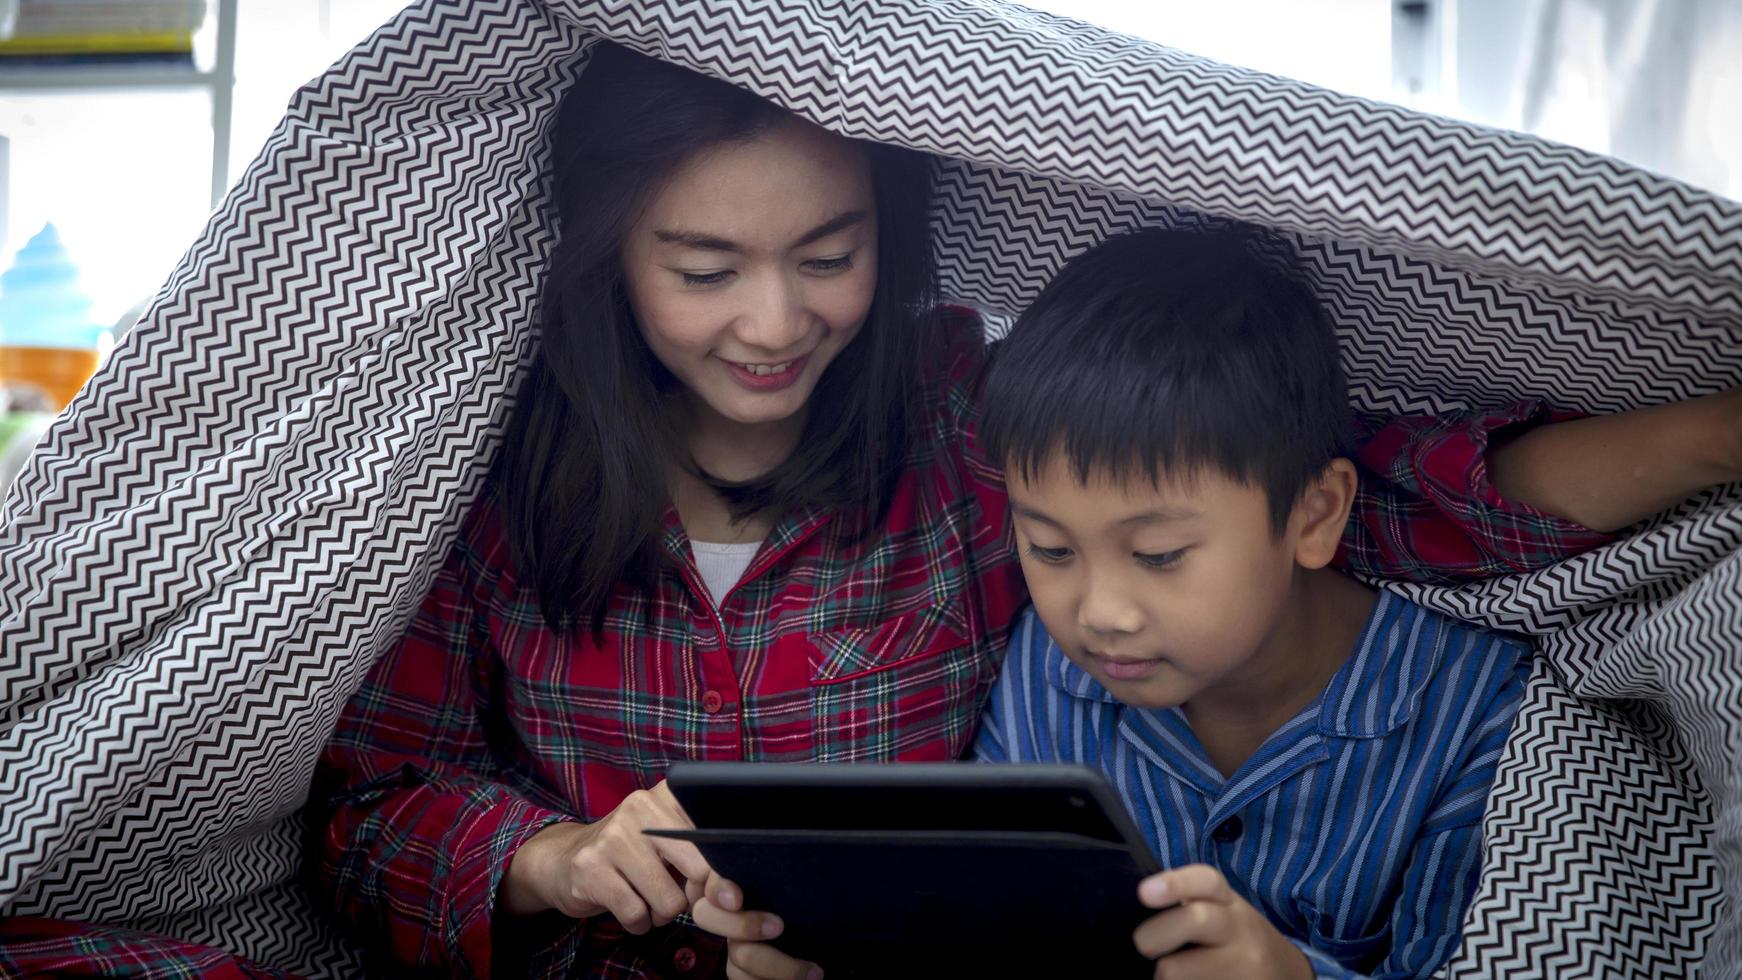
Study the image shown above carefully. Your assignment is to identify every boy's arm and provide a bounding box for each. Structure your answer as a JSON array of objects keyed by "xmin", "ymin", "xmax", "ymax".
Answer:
[{"xmin": 1341, "ymin": 390, "xmax": 1742, "ymax": 582}]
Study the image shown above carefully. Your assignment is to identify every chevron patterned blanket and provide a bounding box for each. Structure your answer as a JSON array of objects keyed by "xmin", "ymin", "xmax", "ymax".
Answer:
[{"xmin": 1, "ymin": 1, "xmax": 1739, "ymax": 977}]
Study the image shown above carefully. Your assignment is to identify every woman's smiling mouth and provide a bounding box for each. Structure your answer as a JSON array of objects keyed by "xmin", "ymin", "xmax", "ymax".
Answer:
[{"xmin": 723, "ymin": 355, "xmax": 809, "ymax": 391}]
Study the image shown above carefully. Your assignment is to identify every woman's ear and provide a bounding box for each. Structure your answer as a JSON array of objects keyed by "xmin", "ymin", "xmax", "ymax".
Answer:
[{"xmin": 1291, "ymin": 458, "xmax": 1359, "ymax": 570}]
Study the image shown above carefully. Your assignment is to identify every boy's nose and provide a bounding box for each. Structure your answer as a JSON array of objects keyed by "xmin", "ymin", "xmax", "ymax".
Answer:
[{"xmin": 1077, "ymin": 585, "xmax": 1143, "ymax": 637}]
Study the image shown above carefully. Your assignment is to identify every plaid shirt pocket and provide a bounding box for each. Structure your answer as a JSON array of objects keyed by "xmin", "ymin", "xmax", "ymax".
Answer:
[{"xmin": 807, "ymin": 608, "xmax": 995, "ymax": 763}]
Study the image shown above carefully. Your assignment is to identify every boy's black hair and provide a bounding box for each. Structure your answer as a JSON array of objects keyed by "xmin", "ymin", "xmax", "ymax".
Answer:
[{"xmin": 979, "ymin": 224, "xmax": 1354, "ymax": 533}]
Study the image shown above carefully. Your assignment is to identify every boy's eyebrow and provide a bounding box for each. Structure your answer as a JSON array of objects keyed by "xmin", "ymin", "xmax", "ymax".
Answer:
[
  {"xmin": 653, "ymin": 210, "xmax": 867, "ymax": 254},
  {"xmin": 1010, "ymin": 504, "xmax": 1063, "ymax": 528},
  {"xmin": 1116, "ymin": 508, "xmax": 1199, "ymax": 526},
  {"xmin": 1011, "ymin": 504, "xmax": 1199, "ymax": 527}
]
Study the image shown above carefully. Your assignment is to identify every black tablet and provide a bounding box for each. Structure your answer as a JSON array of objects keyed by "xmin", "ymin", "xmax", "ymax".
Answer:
[{"xmin": 647, "ymin": 762, "xmax": 1160, "ymax": 978}]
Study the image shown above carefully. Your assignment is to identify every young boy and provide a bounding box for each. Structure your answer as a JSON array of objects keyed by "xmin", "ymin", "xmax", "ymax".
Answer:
[{"xmin": 971, "ymin": 225, "xmax": 1528, "ymax": 980}]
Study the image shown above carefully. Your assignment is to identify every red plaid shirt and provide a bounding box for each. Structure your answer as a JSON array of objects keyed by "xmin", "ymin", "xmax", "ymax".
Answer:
[{"xmin": 0, "ymin": 313, "xmax": 1612, "ymax": 979}]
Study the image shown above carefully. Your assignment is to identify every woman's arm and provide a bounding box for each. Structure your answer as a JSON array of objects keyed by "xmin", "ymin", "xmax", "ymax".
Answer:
[
  {"xmin": 1488, "ymin": 388, "xmax": 1742, "ymax": 533},
  {"xmin": 314, "ymin": 501, "xmax": 717, "ymax": 977},
  {"xmin": 312, "ymin": 529, "xmax": 579, "ymax": 975},
  {"xmin": 1341, "ymin": 390, "xmax": 1742, "ymax": 582}
]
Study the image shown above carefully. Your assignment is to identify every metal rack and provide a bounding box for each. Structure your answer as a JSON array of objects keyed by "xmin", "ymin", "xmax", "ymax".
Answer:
[{"xmin": 0, "ymin": 0, "xmax": 239, "ymax": 208}]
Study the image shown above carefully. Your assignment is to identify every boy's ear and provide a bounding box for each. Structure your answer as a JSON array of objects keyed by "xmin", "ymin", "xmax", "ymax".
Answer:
[{"xmin": 1292, "ymin": 458, "xmax": 1359, "ymax": 570}]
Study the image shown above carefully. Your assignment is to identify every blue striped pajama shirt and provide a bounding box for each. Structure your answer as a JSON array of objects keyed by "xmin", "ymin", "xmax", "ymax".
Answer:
[{"xmin": 973, "ymin": 591, "xmax": 1530, "ymax": 980}]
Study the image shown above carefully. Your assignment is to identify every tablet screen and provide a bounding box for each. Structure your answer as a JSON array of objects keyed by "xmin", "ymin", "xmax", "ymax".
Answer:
[{"xmin": 657, "ymin": 762, "xmax": 1160, "ymax": 978}]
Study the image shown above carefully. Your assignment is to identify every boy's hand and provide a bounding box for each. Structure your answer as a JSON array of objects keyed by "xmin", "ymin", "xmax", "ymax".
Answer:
[
  {"xmin": 500, "ymin": 782, "xmax": 710, "ymax": 933},
  {"xmin": 691, "ymin": 872, "xmax": 823, "ymax": 980},
  {"xmin": 1134, "ymin": 865, "xmax": 1312, "ymax": 980}
]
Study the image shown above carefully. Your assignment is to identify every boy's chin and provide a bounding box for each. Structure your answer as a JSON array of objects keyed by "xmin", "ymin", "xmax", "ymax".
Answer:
[
  {"xmin": 1113, "ymin": 691, "xmax": 1183, "ymax": 711},
  {"xmin": 1093, "ymin": 676, "xmax": 1185, "ymax": 711}
]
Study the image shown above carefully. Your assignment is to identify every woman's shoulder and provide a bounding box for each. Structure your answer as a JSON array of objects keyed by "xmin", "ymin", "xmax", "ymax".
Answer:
[
  {"xmin": 447, "ymin": 484, "xmax": 526, "ymax": 598},
  {"xmin": 912, "ymin": 304, "xmax": 989, "ymax": 436},
  {"xmin": 925, "ymin": 303, "xmax": 991, "ymax": 386}
]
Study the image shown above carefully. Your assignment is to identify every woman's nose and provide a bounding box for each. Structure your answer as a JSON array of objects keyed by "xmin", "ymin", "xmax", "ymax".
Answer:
[{"xmin": 735, "ymin": 272, "xmax": 811, "ymax": 353}]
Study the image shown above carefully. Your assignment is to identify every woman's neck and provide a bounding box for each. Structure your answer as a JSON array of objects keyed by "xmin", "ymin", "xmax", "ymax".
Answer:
[
  {"xmin": 683, "ymin": 395, "xmax": 807, "ymax": 484},
  {"xmin": 668, "ymin": 394, "xmax": 806, "ymax": 544}
]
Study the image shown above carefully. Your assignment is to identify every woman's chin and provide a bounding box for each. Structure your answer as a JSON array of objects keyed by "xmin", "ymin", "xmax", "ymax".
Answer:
[{"xmin": 699, "ymin": 388, "xmax": 811, "ymax": 431}]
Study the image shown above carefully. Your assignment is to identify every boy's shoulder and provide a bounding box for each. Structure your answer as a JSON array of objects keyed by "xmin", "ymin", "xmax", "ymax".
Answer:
[{"xmin": 1318, "ymin": 591, "xmax": 1532, "ymax": 739}]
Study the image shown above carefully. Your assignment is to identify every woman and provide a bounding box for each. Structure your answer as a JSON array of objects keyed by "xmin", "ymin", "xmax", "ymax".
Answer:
[{"xmin": 303, "ymin": 42, "xmax": 1741, "ymax": 980}]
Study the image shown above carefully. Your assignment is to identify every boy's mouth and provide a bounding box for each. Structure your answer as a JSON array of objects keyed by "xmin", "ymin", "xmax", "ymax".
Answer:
[{"xmin": 1089, "ymin": 653, "xmax": 1162, "ymax": 681}]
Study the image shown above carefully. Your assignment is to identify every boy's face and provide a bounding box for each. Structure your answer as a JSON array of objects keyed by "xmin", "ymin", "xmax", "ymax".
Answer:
[{"xmin": 1007, "ymin": 453, "xmax": 1304, "ymax": 711}]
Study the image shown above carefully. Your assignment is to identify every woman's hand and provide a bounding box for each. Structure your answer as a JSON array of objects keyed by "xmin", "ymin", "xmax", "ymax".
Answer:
[
  {"xmin": 1133, "ymin": 865, "xmax": 1312, "ymax": 980},
  {"xmin": 500, "ymin": 782, "xmax": 711, "ymax": 934},
  {"xmin": 691, "ymin": 872, "xmax": 823, "ymax": 980}
]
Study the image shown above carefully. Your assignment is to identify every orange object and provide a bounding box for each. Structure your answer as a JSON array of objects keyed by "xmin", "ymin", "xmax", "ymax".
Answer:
[{"xmin": 1, "ymin": 344, "xmax": 101, "ymax": 410}]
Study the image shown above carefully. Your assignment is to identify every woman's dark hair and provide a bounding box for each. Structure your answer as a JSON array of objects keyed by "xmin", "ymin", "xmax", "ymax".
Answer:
[
  {"xmin": 496, "ymin": 42, "xmax": 936, "ymax": 632},
  {"xmin": 979, "ymin": 224, "xmax": 1354, "ymax": 534}
]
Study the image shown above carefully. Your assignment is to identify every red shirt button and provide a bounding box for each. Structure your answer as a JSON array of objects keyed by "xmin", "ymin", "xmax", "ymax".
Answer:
[
  {"xmin": 672, "ymin": 946, "xmax": 699, "ymax": 971},
  {"xmin": 702, "ymin": 690, "xmax": 725, "ymax": 713}
]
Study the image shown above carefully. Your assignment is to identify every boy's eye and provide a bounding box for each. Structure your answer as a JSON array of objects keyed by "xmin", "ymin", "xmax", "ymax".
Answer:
[
  {"xmin": 1025, "ymin": 544, "xmax": 1073, "ymax": 564},
  {"xmin": 804, "ymin": 254, "xmax": 854, "ymax": 274},
  {"xmin": 1135, "ymin": 549, "xmax": 1186, "ymax": 569},
  {"xmin": 680, "ymin": 270, "xmax": 734, "ymax": 286}
]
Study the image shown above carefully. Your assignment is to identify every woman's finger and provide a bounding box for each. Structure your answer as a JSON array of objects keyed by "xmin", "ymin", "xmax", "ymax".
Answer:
[
  {"xmin": 614, "ymin": 840, "xmax": 693, "ymax": 926},
  {"xmin": 1132, "ymin": 900, "xmax": 1231, "ymax": 959},
  {"xmin": 648, "ymin": 831, "xmax": 713, "ymax": 887},
  {"xmin": 590, "ymin": 869, "xmax": 652, "ymax": 934},
  {"xmin": 728, "ymin": 939, "xmax": 820, "ymax": 980},
  {"xmin": 692, "ymin": 898, "xmax": 785, "ymax": 942},
  {"xmin": 706, "ymin": 871, "xmax": 745, "ymax": 912},
  {"xmin": 650, "ymin": 780, "xmax": 695, "ymax": 824}
]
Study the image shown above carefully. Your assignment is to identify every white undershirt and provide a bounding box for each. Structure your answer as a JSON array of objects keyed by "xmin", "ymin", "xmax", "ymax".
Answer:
[{"xmin": 690, "ymin": 539, "xmax": 764, "ymax": 605}]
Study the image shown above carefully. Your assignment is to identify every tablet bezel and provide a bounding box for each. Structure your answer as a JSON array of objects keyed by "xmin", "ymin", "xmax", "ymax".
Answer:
[{"xmin": 662, "ymin": 761, "xmax": 1159, "ymax": 874}]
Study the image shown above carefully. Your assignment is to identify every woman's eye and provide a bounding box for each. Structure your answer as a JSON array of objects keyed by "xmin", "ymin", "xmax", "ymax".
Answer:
[
  {"xmin": 804, "ymin": 254, "xmax": 854, "ymax": 274},
  {"xmin": 680, "ymin": 270, "xmax": 734, "ymax": 286},
  {"xmin": 1025, "ymin": 544, "xmax": 1072, "ymax": 564},
  {"xmin": 1135, "ymin": 549, "xmax": 1186, "ymax": 569}
]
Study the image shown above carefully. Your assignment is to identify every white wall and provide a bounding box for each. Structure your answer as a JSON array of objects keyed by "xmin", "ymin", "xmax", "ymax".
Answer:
[{"xmin": 1029, "ymin": 0, "xmax": 1394, "ymax": 100}]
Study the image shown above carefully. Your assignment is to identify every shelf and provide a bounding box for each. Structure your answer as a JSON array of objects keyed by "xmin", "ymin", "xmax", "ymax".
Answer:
[
  {"xmin": 0, "ymin": 0, "xmax": 236, "ymax": 206},
  {"xmin": 0, "ymin": 62, "xmax": 216, "ymax": 92}
]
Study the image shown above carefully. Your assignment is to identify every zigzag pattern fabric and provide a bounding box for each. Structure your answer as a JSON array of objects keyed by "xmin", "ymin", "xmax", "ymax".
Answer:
[{"xmin": 1, "ymin": 0, "xmax": 1738, "ymax": 976}]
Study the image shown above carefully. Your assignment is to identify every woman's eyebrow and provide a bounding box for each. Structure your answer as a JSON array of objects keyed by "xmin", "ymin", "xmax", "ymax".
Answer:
[
  {"xmin": 652, "ymin": 210, "xmax": 867, "ymax": 254},
  {"xmin": 792, "ymin": 210, "xmax": 867, "ymax": 247},
  {"xmin": 653, "ymin": 229, "xmax": 741, "ymax": 253}
]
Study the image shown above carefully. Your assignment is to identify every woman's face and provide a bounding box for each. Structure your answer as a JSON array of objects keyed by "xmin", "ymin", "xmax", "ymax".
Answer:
[{"xmin": 621, "ymin": 118, "xmax": 878, "ymax": 437}]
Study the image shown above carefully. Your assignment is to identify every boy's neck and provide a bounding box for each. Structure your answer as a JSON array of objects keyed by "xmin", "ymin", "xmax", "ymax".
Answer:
[{"xmin": 1181, "ymin": 568, "xmax": 1378, "ymax": 779}]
